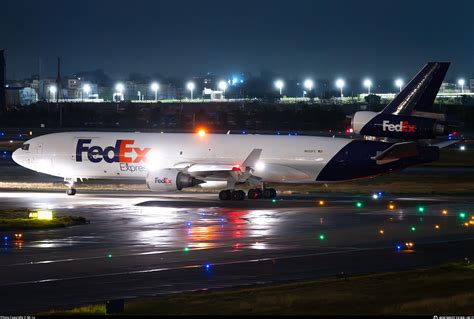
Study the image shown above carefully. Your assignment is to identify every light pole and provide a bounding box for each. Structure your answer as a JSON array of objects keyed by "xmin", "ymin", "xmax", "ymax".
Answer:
[
  {"xmin": 395, "ymin": 79, "xmax": 404, "ymax": 93},
  {"xmin": 336, "ymin": 79, "xmax": 345, "ymax": 98},
  {"xmin": 49, "ymin": 85, "xmax": 57, "ymax": 102},
  {"xmin": 458, "ymin": 79, "xmax": 465, "ymax": 94},
  {"xmin": 304, "ymin": 79, "xmax": 314, "ymax": 97},
  {"xmin": 82, "ymin": 84, "xmax": 91, "ymax": 101},
  {"xmin": 187, "ymin": 82, "xmax": 195, "ymax": 100},
  {"xmin": 218, "ymin": 80, "xmax": 228, "ymax": 99},
  {"xmin": 363, "ymin": 79, "xmax": 372, "ymax": 95},
  {"xmin": 115, "ymin": 83, "xmax": 124, "ymax": 102},
  {"xmin": 151, "ymin": 82, "xmax": 159, "ymax": 101},
  {"xmin": 275, "ymin": 80, "xmax": 284, "ymax": 96}
]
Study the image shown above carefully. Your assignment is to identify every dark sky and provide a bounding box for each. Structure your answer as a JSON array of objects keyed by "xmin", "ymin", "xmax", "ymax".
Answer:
[{"xmin": 1, "ymin": 0, "xmax": 473, "ymax": 80}]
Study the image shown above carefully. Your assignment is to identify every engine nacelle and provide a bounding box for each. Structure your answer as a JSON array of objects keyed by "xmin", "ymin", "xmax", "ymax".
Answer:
[
  {"xmin": 146, "ymin": 169, "xmax": 203, "ymax": 192},
  {"xmin": 352, "ymin": 111, "xmax": 378, "ymax": 134},
  {"xmin": 352, "ymin": 111, "xmax": 448, "ymax": 139}
]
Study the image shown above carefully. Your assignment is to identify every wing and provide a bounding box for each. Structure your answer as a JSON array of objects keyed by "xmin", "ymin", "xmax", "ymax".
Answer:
[{"xmin": 173, "ymin": 148, "xmax": 263, "ymax": 181}]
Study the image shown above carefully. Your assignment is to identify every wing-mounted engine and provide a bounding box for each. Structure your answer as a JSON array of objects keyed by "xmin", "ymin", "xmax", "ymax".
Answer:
[{"xmin": 146, "ymin": 169, "xmax": 203, "ymax": 192}]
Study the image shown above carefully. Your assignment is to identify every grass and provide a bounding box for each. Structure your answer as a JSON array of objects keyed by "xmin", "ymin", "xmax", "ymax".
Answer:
[
  {"xmin": 47, "ymin": 262, "xmax": 474, "ymax": 315},
  {"xmin": 429, "ymin": 147, "xmax": 474, "ymax": 167},
  {"xmin": 0, "ymin": 209, "xmax": 88, "ymax": 231}
]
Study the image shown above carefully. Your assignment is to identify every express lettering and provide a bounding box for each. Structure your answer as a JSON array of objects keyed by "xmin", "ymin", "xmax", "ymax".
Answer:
[
  {"xmin": 76, "ymin": 139, "xmax": 151, "ymax": 163},
  {"xmin": 382, "ymin": 120, "xmax": 416, "ymax": 133}
]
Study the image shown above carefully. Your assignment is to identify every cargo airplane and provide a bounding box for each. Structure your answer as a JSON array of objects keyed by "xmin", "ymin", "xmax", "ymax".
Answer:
[{"xmin": 13, "ymin": 62, "xmax": 458, "ymax": 200}]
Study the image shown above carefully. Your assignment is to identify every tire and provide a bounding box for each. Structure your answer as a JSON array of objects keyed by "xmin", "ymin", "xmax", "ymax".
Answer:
[
  {"xmin": 269, "ymin": 188, "xmax": 277, "ymax": 198},
  {"xmin": 232, "ymin": 190, "xmax": 245, "ymax": 201},
  {"xmin": 219, "ymin": 190, "xmax": 231, "ymax": 201},
  {"xmin": 248, "ymin": 189, "xmax": 256, "ymax": 199},
  {"xmin": 67, "ymin": 188, "xmax": 76, "ymax": 196},
  {"xmin": 263, "ymin": 188, "xmax": 273, "ymax": 199}
]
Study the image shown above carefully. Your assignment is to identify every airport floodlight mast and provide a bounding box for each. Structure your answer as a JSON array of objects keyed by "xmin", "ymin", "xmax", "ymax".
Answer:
[
  {"xmin": 48, "ymin": 85, "xmax": 57, "ymax": 102},
  {"xmin": 395, "ymin": 79, "xmax": 404, "ymax": 92},
  {"xmin": 275, "ymin": 80, "xmax": 284, "ymax": 95},
  {"xmin": 304, "ymin": 79, "xmax": 314, "ymax": 96},
  {"xmin": 363, "ymin": 79, "xmax": 372, "ymax": 94},
  {"xmin": 187, "ymin": 82, "xmax": 195, "ymax": 99},
  {"xmin": 151, "ymin": 82, "xmax": 159, "ymax": 101},
  {"xmin": 115, "ymin": 83, "xmax": 124, "ymax": 102},
  {"xmin": 336, "ymin": 79, "xmax": 345, "ymax": 98},
  {"xmin": 82, "ymin": 84, "xmax": 91, "ymax": 101},
  {"xmin": 458, "ymin": 79, "xmax": 465, "ymax": 93},
  {"xmin": 218, "ymin": 80, "xmax": 228, "ymax": 98}
]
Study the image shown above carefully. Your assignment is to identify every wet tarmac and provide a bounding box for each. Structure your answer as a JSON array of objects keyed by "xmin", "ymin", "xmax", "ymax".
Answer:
[{"xmin": 0, "ymin": 190, "xmax": 473, "ymax": 314}]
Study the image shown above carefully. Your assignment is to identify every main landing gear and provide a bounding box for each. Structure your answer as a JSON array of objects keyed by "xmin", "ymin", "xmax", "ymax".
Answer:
[{"xmin": 218, "ymin": 188, "xmax": 277, "ymax": 201}]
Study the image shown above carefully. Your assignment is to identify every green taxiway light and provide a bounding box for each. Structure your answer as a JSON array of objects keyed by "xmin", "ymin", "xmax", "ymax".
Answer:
[
  {"xmin": 411, "ymin": 226, "xmax": 416, "ymax": 232},
  {"xmin": 272, "ymin": 199, "xmax": 277, "ymax": 203},
  {"xmin": 319, "ymin": 234, "xmax": 325, "ymax": 240},
  {"xmin": 184, "ymin": 247, "xmax": 190, "ymax": 252},
  {"xmin": 356, "ymin": 202, "xmax": 363, "ymax": 208},
  {"xmin": 459, "ymin": 212, "xmax": 466, "ymax": 219},
  {"xmin": 418, "ymin": 206, "xmax": 425, "ymax": 213},
  {"xmin": 108, "ymin": 254, "xmax": 112, "ymax": 258}
]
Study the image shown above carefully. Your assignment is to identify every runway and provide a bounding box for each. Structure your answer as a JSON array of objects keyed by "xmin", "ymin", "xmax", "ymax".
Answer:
[{"xmin": 0, "ymin": 190, "xmax": 473, "ymax": 314}]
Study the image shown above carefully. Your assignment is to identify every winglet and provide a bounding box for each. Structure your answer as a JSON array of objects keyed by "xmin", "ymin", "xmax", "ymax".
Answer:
[{"xmin": 242, "ymin": 148, "xmax": 262, "ymax": 169}]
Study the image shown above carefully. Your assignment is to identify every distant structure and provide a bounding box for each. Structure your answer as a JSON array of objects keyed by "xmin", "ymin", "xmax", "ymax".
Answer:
[{"xmin": 0, "ymin": 49, "xmax": 5, "ymax": 112}]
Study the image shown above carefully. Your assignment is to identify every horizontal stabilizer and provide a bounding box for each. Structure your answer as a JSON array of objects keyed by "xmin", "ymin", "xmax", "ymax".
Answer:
[
  {"xmin": 371, "ymin": 141, "xmax": 419, "ymax": 163},
  {"xmin": 431, "ymin": 140, "xmax": 462, "ymax": 149}
]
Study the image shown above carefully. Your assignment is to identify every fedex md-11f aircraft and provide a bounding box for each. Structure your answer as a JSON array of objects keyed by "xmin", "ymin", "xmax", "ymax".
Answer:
[{"xmin": 13, "ymin": 62, "xmax": 458, "ymax": 200}]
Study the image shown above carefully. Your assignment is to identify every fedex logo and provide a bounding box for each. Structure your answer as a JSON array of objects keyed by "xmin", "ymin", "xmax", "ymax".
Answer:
[
  {"xmin": 154, "ymin": 177, "xmax": 172, "ymax": 184},
  {"xmin": 382, "ymin": 121, "xmax": 416, "ymax": 133},
  {"xmin": 76, "ymin": 139, "xmax": 151, "ymax": 163}
]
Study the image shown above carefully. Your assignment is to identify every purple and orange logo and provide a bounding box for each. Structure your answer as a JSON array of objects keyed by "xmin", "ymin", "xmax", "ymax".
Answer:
[
  {"xmin": 382, "ymin": 120, "xmax": 416, "ymax": 133},
  {"xmin": 76, "ymin": 139, "xmax": 151, "ymax": 163}
]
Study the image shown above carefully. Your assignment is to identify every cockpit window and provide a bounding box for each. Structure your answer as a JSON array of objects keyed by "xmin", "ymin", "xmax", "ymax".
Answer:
[{"xmin": 21, "ymin": 144, "xmax": 30, "ymax": 151}]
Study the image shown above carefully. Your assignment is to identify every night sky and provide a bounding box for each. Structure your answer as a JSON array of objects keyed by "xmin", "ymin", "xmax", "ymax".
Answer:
[{"xmin": 1, "ymin": 0, "xmax": 473, "ymax": 80}]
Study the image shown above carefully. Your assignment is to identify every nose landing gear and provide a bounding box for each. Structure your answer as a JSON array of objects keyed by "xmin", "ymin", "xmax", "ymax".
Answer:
[{"xmin": 65, "ymin": 178, "xmax": 77, "ymax": 196}]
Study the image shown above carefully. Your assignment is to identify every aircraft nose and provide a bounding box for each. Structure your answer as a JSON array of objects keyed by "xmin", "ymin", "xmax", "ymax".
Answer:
[{"xmin": 12, "ymin": 148, "xmax": 21, "ymax": 165}]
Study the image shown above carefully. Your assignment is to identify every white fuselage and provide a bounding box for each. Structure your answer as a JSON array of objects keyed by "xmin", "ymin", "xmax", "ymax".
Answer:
[{"xmin": 12, "ymin": 132, "xmax": 352, "ymax": 184}]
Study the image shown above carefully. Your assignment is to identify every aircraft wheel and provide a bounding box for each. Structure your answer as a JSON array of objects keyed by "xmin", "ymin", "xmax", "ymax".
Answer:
[
  {"xmin": 219, "ymin": 190, "xmax": 232, "ymax": 201},
  {"xmin": 248, "ymin": 189, "xmax": 256, "ymax": 199},
  {"xmin": 232, "ymin": 190, "xmax": 246, "ymax": 201},
  {"xmin": 263, "ymin": 188, "xmax": 276, "ymax": 199},
  {"xmin": 248, "ymin": 189, "xmax": 262, "ymax": 199},
  {"xmin": 67, "ymin": 188, "xmax": 77, "ymax": 196},
  {"xmin": 269, "ymin": 188, "xmax": 277, "ymax": 198}
]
